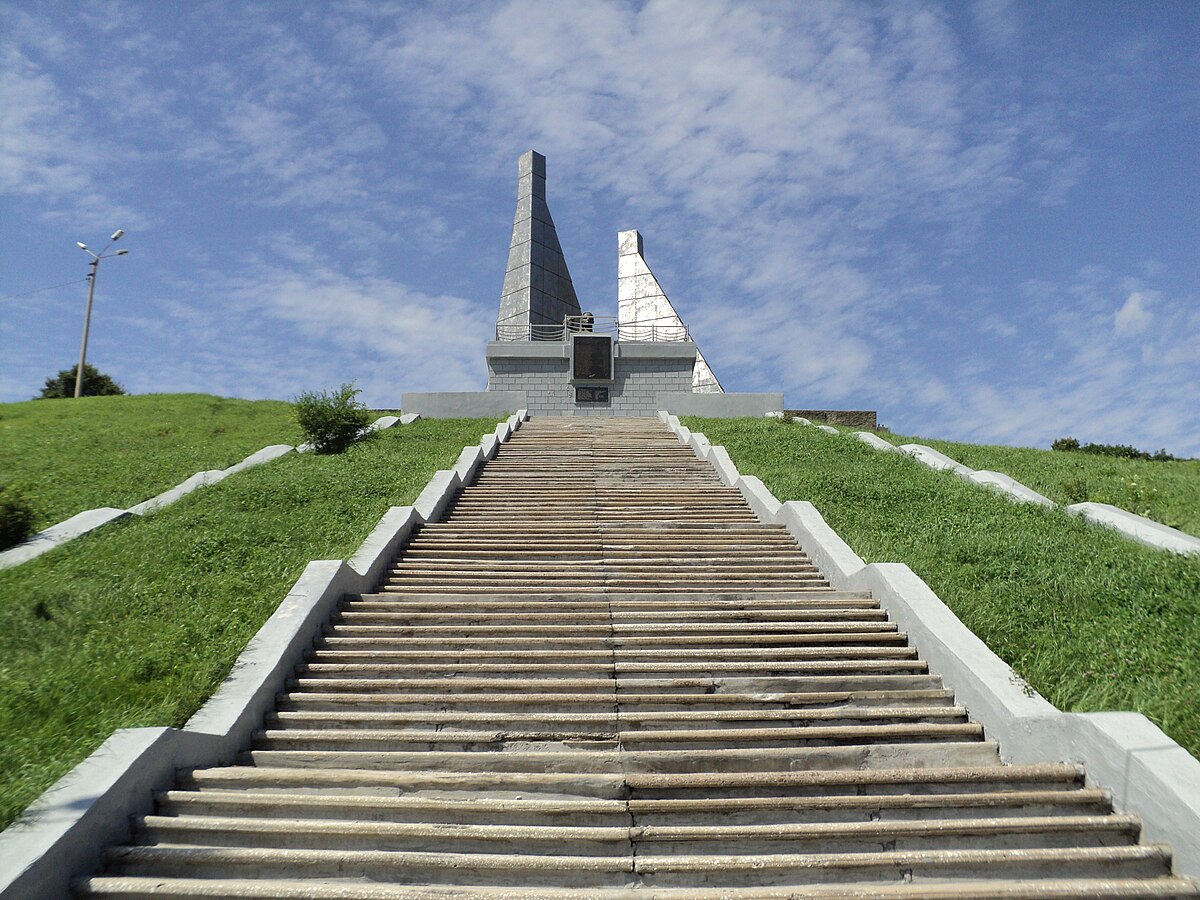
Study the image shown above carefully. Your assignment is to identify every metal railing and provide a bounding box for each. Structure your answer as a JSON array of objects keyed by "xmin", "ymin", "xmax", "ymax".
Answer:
[{"xmin": 496, "ymin": 315, "xmax": 689, "ymax": 343}]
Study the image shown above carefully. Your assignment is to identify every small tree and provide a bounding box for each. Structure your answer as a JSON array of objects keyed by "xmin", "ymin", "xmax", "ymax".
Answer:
[
  {"xmin": 293, "ymin": 383, "xmax": 372, "ymax": 454},
  {"xmin": 39, "ymin": 364, "xmax": 124, "ymax": 399}
]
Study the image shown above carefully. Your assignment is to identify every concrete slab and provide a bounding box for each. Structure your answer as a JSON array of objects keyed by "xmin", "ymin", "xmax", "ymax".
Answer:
[
  {"xmin": 127, "ymin": 470, "xmax": 228, "ymax": 516},
  {"xmin": 221, "ymin": 444, "xmax": 294, "ymax": 477},
  {"xmin": 0, "ymin": 507, "xmax": 131, "ymax": 570},
  {"xmin": 897, "ymin": 443, "xmax": 974, "ymax": 475},
  {"xmin": 852, "ymin": 431, "xmax": 896, "ymax": 451},
  {"xmin": 967, "ymin": 470, "xmax": 1055, "ymax": 507},
  {"xmin": 1066, "ymin": 502, "xmax": 1200, "ymax": 555}
]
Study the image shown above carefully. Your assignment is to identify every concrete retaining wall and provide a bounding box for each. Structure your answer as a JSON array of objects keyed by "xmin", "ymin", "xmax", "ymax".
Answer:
[
  {"xmin": 663, "ymin": 411, "xmax": 1200, "ymax": 880},
  {"xmin": 0, "ymin": 412, "xmax": 529, "ymax": 899},
  {"xmin": 657, "ymin": 391, "xmax": 784, "ymax": 418},
  {"xmin": 400, "ymin": 391, "xmax": 526, "ymax": 418}
]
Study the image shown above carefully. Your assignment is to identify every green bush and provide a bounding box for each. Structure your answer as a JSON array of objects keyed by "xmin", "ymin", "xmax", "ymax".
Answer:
[
  {"xmin": 0, "ymin": 485, "xmax": 36, "ymax": 550},
  {"xmin": 1052, "ymin": 435, "xmax": 1176, "ymax": 462},
  {"xmin": 293, "ymin": 383, "xmax": 371, "ymax": 454},
  {"xmin": 38, "ymin": 364, "xmax": 124, "ymax": 399}
]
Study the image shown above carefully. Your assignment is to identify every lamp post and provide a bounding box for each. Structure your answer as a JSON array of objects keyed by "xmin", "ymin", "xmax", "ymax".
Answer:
[{"xmin": 74, "ymin": 230, "xmax": 129, "ymax": 398}]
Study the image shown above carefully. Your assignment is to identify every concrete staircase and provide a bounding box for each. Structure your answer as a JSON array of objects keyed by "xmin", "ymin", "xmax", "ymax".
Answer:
[{"xmin": 76, "ymin": 417, "xmax": 1197, "ymax": 898}]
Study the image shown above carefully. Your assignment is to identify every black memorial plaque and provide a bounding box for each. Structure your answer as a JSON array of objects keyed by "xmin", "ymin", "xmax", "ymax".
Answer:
[
  {"xmin": 576, "ymin": 386, "xmax": 609, "ymax": 403},
  {"xmin": 573, "ymin": 335, "xmax": 613, "ymax": 381}
]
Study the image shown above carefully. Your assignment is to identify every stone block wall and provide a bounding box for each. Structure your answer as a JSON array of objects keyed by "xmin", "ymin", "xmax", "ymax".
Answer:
[
  {"xmin": 788, "ymin": 409, "xmax": 878, "ymax": 429},
  {"xmin": 487, "ymin": 351, "xmax": 693, "ymax": 416}
]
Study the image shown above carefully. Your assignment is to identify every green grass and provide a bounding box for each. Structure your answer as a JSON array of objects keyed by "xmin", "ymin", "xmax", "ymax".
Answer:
[
  {"xmin": 0, "ymin": 394, "xmax": 303, "ymax": 531},
  {"xmin": 685, "ymin": 417, "xmax": 1200, "ymax": 761},
  {"xmin": 0, "ymin": 418, "xmax": 494, "ymax": 829},
  {"xmin": 878, "ymin": 430, "xmax": 1200, "ymax": 538}
]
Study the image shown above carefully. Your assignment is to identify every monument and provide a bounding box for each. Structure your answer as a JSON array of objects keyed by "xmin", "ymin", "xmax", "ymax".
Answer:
[{"xmin": 402, "ymin": 151, "xmax": 783, "ymax": 417}]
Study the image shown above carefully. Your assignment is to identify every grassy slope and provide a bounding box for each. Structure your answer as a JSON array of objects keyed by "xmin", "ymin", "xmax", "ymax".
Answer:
[
  {"xmin": 807, "ymin": 418, "xmax": 1200, "ymax": 539},
  {"xmin": 0, "ymin": 418, "xmax": 493, "ymax": 829},
  {"xmin": 882, "ymin": 430, "xmax": 1200, "ymax": 538},
  {"xmin": 686, "ymin": 417, "xmax": 1200, "ymax": 761},
  {"xmin": 0, "ymin": 394, "xmax": 302, "ymax": 530}
]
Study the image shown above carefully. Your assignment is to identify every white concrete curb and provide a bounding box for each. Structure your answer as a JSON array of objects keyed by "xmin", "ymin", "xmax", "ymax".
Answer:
[
  {"xmin": 674, "ymin": 420, "xmax": 1200, "ymax": 881},
  {"xmin": 1067, "ymin": 502, "xmax": 1200, "ymax": 555},
  {"xmin": 0, "ymin": 418, "xmax": 420, "ymax": 572},
  {"xmin": 0, "ymin": 412, "xmax": 528, "ymax": 899},
  {"xmin": 0, "ymin": 508, "xmax": 130, "ymax": 569}
]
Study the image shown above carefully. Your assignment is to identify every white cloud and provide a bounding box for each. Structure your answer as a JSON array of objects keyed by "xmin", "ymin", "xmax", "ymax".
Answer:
[{"xmin": 1114, "ymin": 291, "xmax": 1152, "ymax": 336}]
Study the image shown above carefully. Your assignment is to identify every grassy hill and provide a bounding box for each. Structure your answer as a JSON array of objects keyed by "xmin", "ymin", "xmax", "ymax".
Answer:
[
  {"xmin": 686, "ymin": 416, "xmax": 1200, "ymax": 766},
  {"xmin": 878, "ymin": 429, "xmax": 1200, "ymax": 538},
  {"xmin": 0, "ymin": 402, "xmax": 496, "ymax": 829},
  {"xmin": 0, "ymin": 394, "xmax": 303, "ymax": 530}
]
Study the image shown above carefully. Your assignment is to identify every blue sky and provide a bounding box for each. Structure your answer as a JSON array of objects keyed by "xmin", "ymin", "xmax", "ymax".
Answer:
[{"xmin": 2, "ymin": 1, "xmax": 1197, "ymax": 455}]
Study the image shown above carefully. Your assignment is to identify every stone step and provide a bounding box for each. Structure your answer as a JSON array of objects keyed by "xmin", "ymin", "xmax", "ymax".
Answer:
[
  {"xmin": 73, "ymin": 874, "xmax": 1200, "ymax": 899},
  {"xmin": 345, "ymin": 591, "xmax": 879, "ymax": 606},
  {"xmin": 97, "ymin": 843, "xmax": 1175, "ymax": 887},
  {"xmin": 152, "ymin": 786, "xmax": 1114, "ymax": 826},
  {"xmin": 128, "ymin": 813, "xmax": 1141, "ymax": 857},
  {"xmin": 181, "ymin": 763, "xmax": 1082, "ymax": 797},
  {"xmin": 289, "ymin": 674, "xmax": 951, "ymax": 695},
  {"xmin": 264, "ymin": 706, "xmax": 968, "ymax": 731},
  {"xmin": 276, "ymin": 688, "xmax": 957, "ymax": 712},
  {"xmin": 243, "ymin": 742, "xmax": 1002, "ymax": 773},
  {"xmin": 312, "ymin": 637, "xmax": 912, "ymax": 655}
]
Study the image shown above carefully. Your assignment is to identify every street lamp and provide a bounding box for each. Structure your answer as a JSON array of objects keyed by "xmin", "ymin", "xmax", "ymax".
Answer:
[{"xmin": 74, "ymin": 229, "xmax": 130, "ymax": 398}]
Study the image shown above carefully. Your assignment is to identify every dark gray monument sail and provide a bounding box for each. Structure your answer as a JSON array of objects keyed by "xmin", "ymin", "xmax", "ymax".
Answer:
[{"xmin": 496, "ymin": 151, "xmax": 582, "ymax": 339}]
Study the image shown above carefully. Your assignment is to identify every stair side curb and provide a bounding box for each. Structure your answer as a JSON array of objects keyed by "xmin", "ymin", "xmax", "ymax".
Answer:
[
  {"xmin": 0, "ymin": 507, "xmax": 130, "ymax": 571},
  {"xmin": 966, "ymin": 470, "xmax": 1056, "ymax": 507},
  {"xmin": 0, "ymin": 727, "xmax": 218, "ymax": 900},
  {"xmin": 852, "ymin": 431, "xmax": 897, "ymax": 452},
  {"xmin": 1066, "ymin": 502, "xmax": 1200, "ymax": 556}
]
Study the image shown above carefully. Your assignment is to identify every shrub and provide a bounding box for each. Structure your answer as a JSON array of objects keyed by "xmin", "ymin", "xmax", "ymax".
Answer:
[
  {"xmin": 293, "ymin": 383, "xmax": 371, "ymax": 454},
  {"xmin": 39, "ymin": 364, "xmax": 124, "ymax": 399},
  {"xmin": 1051, "ymin": 436, "xmax": 1176, "ymax": 462},
  {"xmin": 0, "ymin": 485, "xmax": 36, "ymax": 550}
]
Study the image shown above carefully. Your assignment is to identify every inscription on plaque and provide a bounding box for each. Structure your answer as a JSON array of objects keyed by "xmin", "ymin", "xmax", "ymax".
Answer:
[
  {"xmin": 573, "ymin": 335, "xmax": 613, "ymax": 381},
  {"xmin": 576, "ymin": 386, "xmax": 609, "ymax": 403}
]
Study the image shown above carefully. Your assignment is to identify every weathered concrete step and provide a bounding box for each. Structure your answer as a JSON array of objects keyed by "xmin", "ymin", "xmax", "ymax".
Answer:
[
  {"xmin": 386, "ymin": 567, "xmax": 823, "ymax": 579},
  {"xmin": 418, "ymin": 523, "xmax": 793, "ymax": 533},
  {"xmin": 323, "ymin": 622, "xmax": 897, "ymax": 639},
  {"xmin": 129, "ymin": 814, "xmax": 1141, "ymax": 856},
  {"xmin": 390, "ymin": 558, "xmax": 818, "ymax": 568},
  {"xmin": 377, "ymin": 585, "xmax": 835, "ymax": 595},
  {"xmin": 311, "ymin": 638, "xmax": 912, "ymax": 658},
  {"xmin": 243, "ymin": 742, "xmax": 1002, "ymax": 773},
  {"xmin": 152, "ymin": 786, "xmax": 1114, "ymax": 827},
  {"xmin": 251, "ymin": 722, "xmax": 984, "ymax": 751},
  {"xmin": 71, "ymin": 874, "xmax": 1200, "ymax": 899},
  {"xmin": 266, "ymin": 706, "xmax": 967, "ymax": 731},
  {"xmin": 380, "ymin": 577, "xmax": 826, "ymax": 587},
  {"xmin": 297, "ymin": 659, "xmax": 929, "ymax": 679},
  {"xmin": 290, "ymin": 674, "xmax": 951, "ymax": 695},
  {"xmin": 330, "ymin": 612, "xmax": 892, "ymax": 629},
  {"xmin": 96, "ymin": 843, "xmax": 1175, "ymax": 887},
  {"xmin": 181, "ymin": 763, "xmax": 1081, "ymax": 798},
  {"xmin": 277, "ymin": 688, "xmax": 957, "ymax": 712},
  {"xmin": 345, "ymin": 592, "xmax": 879, "ymax": 608}
]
